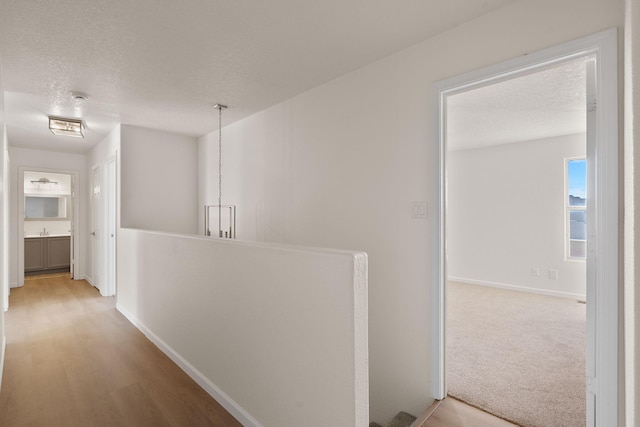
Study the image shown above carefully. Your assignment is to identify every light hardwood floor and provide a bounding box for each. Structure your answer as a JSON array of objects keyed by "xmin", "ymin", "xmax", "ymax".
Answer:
[
  {"xmin": 0, "ymin": 275, "xmax": 242, "ymax": 426},
  {"xmin": 417, "ymin": 398, "xmax": 518, "ymax": 427}
]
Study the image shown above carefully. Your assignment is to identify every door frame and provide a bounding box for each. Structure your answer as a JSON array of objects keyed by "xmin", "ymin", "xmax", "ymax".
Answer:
[{"xmin": 430, "ymin": 28, "xmax": 619, "ymax": 426}]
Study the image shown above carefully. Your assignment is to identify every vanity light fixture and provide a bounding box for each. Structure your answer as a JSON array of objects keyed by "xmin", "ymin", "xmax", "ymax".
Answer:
[
  {"xmin": 48, "ymin": 116, "xmax": 85, "ymax": 138},
  {"xmin": 30, "ymin": 177, "xmax": 58, "ymax": 185}
]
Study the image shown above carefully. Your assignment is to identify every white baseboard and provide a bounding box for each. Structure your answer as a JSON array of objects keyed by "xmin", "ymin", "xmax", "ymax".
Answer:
[
  {"xmin": 84, "ymin": 276, "xmax": 111, "ymax": 297},
  {"xmin": 9, "ymin": 282, "xmax": 19, "ymax": 289},
  {"xmin": 0, "ymin": 335, "xmax": 5, "ymax": 392},
  {"xmin": 115, "ymin": 303, "xmax": 262, "ymax": 427},
  {"xmin": 448, "ymin": 276, "xmax": 586, "ymax": 300},
  {"xmin": 84, "ymin": 276, "xmax": 107, "ymax": 296}
]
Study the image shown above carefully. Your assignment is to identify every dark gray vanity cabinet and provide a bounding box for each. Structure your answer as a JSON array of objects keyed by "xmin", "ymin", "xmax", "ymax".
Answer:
[
  {"xmin": 47, "ymin": 236, "xmax": 71, "ymax": 269},
  {"xmin": 25, "ymin": 236, "xmax": 70, "ymax": 274},
  {"xmin": 24, "ymin": 237, "xmax": 46, "ymax": 271}
]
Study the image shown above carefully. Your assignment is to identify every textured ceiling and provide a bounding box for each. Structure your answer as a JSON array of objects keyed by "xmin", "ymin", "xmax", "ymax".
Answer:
[
  {"xmin": 447, "ymin": 59, "xmax": 588, "ymax": 151},
  {"xmin": 0, "ymin": 0, "xmax": 517, "ymax": 153}
]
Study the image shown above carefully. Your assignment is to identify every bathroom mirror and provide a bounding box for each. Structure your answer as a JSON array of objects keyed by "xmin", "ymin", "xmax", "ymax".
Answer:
[{"xmin": 25, "ymin": 195, "xmax": 68, "ymax": 220}]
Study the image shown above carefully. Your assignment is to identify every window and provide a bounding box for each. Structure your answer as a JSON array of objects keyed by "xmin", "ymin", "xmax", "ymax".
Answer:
[{"xmin": 566, "ymin": 158, "xmax": 586, "ymax": 259}]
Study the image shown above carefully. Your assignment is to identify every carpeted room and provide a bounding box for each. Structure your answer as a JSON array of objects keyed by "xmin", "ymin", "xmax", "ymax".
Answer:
[{"xmin": 446, "ymin": 281, "xmax": 586, "ymax": 427}]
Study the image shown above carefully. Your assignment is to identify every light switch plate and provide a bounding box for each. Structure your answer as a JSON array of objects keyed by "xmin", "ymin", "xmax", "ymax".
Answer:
[{"xmin": 411, "ymin": 202, "xmax": 428, "ymax": 219}]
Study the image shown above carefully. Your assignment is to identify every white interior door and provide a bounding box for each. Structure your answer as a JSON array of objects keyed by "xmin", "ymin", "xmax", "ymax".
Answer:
[
  {"xmin": 69, "ymin": 174, "xmax": 75, "ymax": 279},
  {"xmin": 104, "ymin": 158, "xmax": 116, "ymax": 296},
  {"xmin": 91, "ymin": 165, "xmax": 101, "ymax": 290}
]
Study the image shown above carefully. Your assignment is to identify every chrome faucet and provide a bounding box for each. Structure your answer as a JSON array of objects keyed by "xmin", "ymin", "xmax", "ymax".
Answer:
[{"xmin": 40, "ymin": 227, "xmax": 49, "ymax": 236}]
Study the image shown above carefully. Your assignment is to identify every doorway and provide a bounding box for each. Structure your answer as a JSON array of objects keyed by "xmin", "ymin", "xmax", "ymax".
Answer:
[
  {"xmin": 18, "ymin": 167, "xmax": 79, "ymax": 284},
  {"xmin": 444, "ymin": 59, "xmax": 589, "ymax": 426},
  {"xmin": 430, "ymin": 29, "xmax": 619, "ymax": 427}
]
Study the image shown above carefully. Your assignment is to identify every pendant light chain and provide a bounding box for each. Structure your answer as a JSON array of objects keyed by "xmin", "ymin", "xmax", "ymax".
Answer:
[{"xmin": 214, "ymin": 104, "xmax": 228, "ymax": 237}]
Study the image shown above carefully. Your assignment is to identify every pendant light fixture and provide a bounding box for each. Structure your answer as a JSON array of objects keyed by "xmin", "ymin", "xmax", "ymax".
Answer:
[{"xmin": 204, "ymin": 104, "xmax": 236, "ymax": 239}]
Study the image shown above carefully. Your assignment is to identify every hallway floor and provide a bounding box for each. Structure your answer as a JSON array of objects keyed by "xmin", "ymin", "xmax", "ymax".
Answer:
[{"xmin": 0, "ymin": 275, "xmax": 241, "ymax": 426}]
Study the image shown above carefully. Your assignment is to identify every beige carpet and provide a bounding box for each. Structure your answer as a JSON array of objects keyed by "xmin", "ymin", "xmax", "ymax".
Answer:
[{"xmin": 447, "ymin": 281, "xmax": 586, "ymax": 427}]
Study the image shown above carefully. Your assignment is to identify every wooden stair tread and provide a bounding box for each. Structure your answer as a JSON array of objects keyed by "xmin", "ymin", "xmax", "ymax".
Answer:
[{"xmin": 371, "ymin": 410, "xmax": 417, "ymax": 427}]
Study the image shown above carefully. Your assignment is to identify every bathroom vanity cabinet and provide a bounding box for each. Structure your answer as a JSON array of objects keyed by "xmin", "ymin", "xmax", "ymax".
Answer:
[{"xmin": 25, "ymin": 236, "xmax": 71, "ymax": 274}]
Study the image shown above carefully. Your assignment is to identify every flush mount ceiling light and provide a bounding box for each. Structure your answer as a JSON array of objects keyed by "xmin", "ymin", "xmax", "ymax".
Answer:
[{"xmin": 48, "ymin": 116, "xmax": 85, "ymax": 138}]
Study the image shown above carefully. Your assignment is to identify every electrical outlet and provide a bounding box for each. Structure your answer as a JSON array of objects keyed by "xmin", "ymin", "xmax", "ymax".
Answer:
[
  {"xmin": 549, "ymin": 269, "xmax": 558, "ymax": 280},
  {"xmin": 531, "ymin": 268, "xmax": 540, "ymax": 277}
]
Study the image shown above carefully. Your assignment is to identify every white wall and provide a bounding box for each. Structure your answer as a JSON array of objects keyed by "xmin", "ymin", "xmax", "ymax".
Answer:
[
  {"xmin": 120, "ymin": 125, "xmax": 198, "ymax": 235},
  {"xmin": 8, "ymin": 147, "xmax": 87, "ymax": 287},
  {"xmin": 23, "ymin": 221, "xmax": 71, "ymax": 237},
  {"xmin": 24, "ymin": 171, "xmax": 72, "ymax": 194},
  {"xmin": 86, "ymin": 126, "xmax": 120, "ymax": 289},
  {"xmin": 117, "ymin": 228, "xmax": 368, "ymax": 427},
  {"xmin": 624, "ymin": 0, "xmax": 640, "ymax": 424},
  {"xmin": 1, "ymin": 127, "xmax": 6, "ymax": 310},
  {"xmin": 0, "ymin": 74, "xmax": 7, "ymax": 391},
  {"xmin": 447, "ymin": 134, "xmax": 587, "ymax": 298},
  {"xmin": 198, "ymin": 0, "xmax": 623, "ymax": 422}
]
